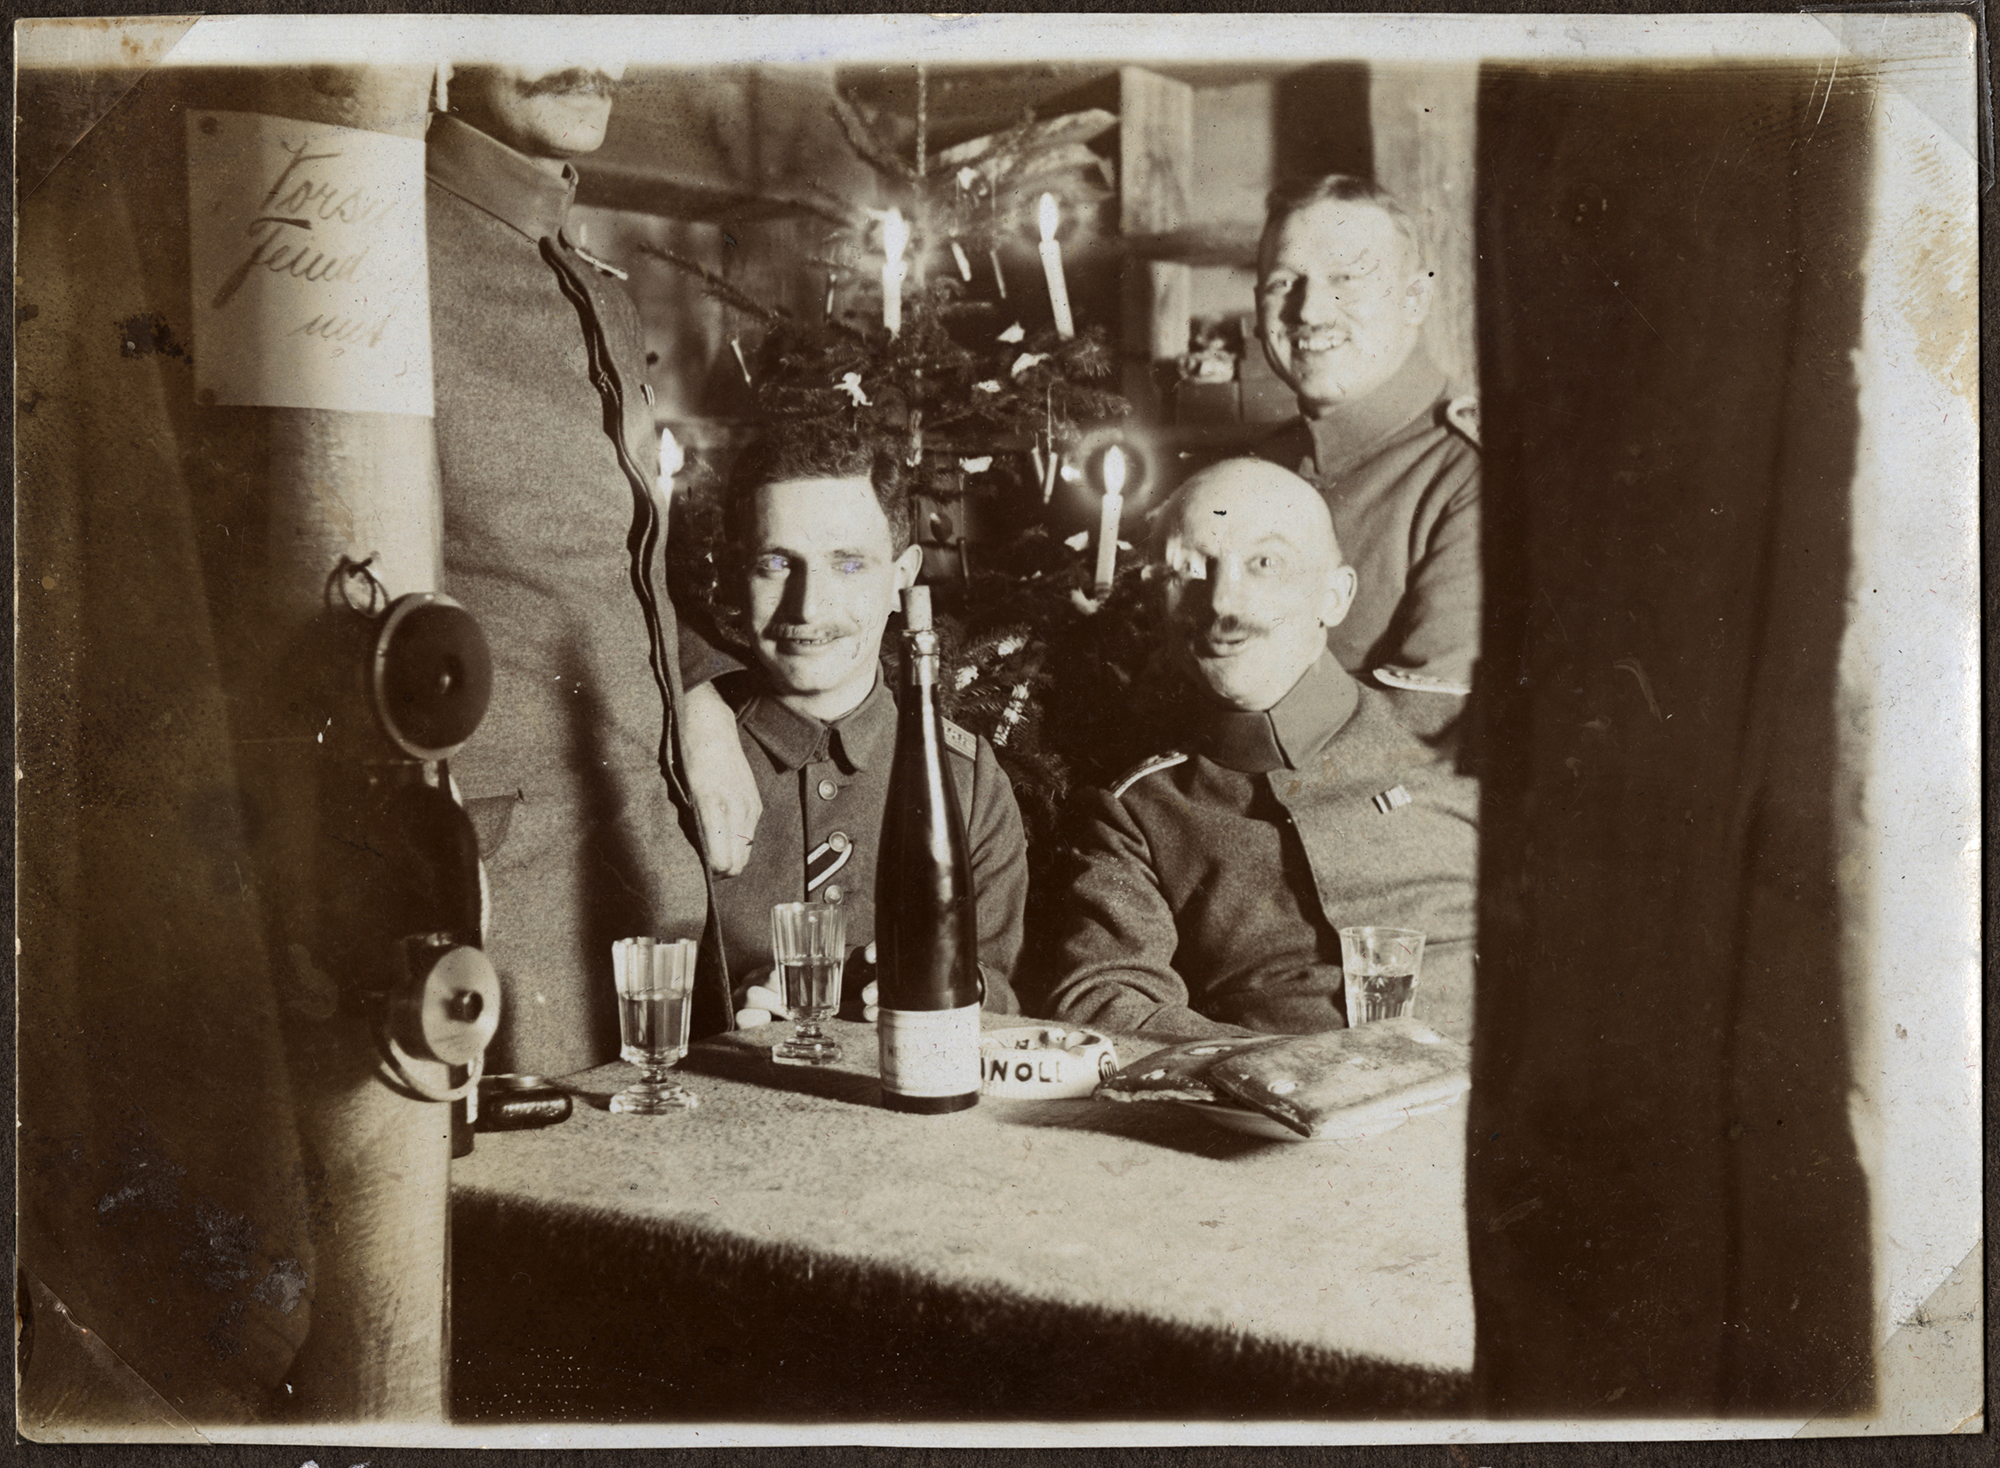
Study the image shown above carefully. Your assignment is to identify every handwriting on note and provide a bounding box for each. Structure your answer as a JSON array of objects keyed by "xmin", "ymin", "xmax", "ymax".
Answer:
[{"xmin": 188, "ymin": 113, "xmax": 432, "ymax": 417}]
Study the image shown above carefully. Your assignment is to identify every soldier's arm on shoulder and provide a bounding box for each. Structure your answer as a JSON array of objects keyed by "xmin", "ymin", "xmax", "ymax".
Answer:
[
  {"xmin": 962, "ymin": 731, "xmax": 1027, "ymax": 1014},
  {"xmin": 1043, "ymin": 767, "xmax": 1246, "ymax": 1040}
]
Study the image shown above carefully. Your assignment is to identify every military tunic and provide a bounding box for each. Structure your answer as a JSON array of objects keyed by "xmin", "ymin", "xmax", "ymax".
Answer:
[
  {"xmin": 712, "ymin": 674, "xmax": 1026, "ymax": 1015},
  {"xmin": 1256, "ymin": 344, "xmax": 1481, "ymax": 738},
  {"xmin": 1047, "ymin": 655, "xmax": 1478, "ymax": 1042},
  {"xmin": 427, "ymin": 115, "xmax": 731, "ymax": 1075}
]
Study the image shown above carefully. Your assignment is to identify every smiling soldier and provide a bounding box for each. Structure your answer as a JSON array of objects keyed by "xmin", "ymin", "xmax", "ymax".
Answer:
[
  {"xmin": 709, "ymin": 425, "xmax": 1026, "ymax": 1025},
  {"xmin": 1252, "ymin": 176, "xmax": 1481, "ymax": 740},
  {"xmin": 1046, "ymin": 458, "xmax": 1478, "ymax": 1042}
]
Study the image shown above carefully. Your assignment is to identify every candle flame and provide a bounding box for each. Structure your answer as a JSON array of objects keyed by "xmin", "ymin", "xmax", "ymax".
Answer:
[
  {"xmin": 1038, "ymin": 192, "xmax": 1060, "ymax": 242},
  {"xmin": 658, "ymin": 427, "xmax": 684, "ymax": 483},
  {"xmin": 882, "ymin": 208, "xmax": 909, "ymax": 263},
  {"xmin": 1102, "ymin": 445, "xmax": 1127, "ymax": 497}
]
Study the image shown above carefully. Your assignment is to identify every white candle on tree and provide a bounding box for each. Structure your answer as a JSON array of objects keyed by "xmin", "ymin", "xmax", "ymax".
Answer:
[
  {"xmin": 1037, "ymin": 193, "xmax": 1075, "ymax": 339},
  {"xmin": 657, "ymin": 426, "xmax": 684, "ymax": 500},
  {"xmin": 881, "ymin": 208, "xmax": 909, "ymax": 335},
  {"xmin": 1093, "ymin": 444, "xmax": 1126, "ymax": 596}
]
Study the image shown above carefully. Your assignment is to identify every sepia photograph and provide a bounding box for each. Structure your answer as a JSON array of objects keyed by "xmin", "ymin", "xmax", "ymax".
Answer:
[{"xmin": 13, "ymin": 11, "xmax": 1982, "ymax": 1448}]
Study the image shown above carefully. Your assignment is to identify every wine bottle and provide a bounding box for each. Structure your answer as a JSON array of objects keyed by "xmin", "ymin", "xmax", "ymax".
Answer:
[{"xmin": 875, "ymin": 585, "xmax": 983, "ymax": 1113}]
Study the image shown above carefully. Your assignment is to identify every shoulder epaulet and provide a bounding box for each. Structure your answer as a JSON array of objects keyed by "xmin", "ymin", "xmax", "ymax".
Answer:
[
  {"xmin": 1109, "ymin": 751, "xmax": 1189, "ymax": 799},
  {"xmin": 941, "ymin": 718, "xmax": 978, "ymax": 761},
  {"xmin": 1443, "ymin": 395, "xmax": 1480, "ymax": 448},
  {"xmin": 1372, "ymin": 666, "xmax": 1472, "ymax": 697},
  {"xmin": 572, "ymin": 244, "xmax": 630, "ymax": 281}
]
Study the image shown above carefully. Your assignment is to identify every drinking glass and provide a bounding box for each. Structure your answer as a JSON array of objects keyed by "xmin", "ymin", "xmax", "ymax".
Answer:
[
  {"xmin": 1338, "ymin": 926, "xmax": 1426, "ymax": 1026},
  {"xmin": 769, "ymin": 902, "xmax": 846, "ymax": 1065},
  {"xmin": 609, "ymin": 937, "xmax": 700, "ymax": 1113}
]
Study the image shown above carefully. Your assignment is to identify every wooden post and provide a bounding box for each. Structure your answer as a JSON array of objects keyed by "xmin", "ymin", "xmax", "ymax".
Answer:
[
  {"xmin": 185, "ymin": 63, "xmax": 454, "ymax": 1423},
  {"xmin": 1369, "ymin": 64, "xmax": 1479, "ymax": 392},
  {"xmin": 206, "ymin": 64, "xmax": 454, "ymax": 1425},
  {"xmin": 1119, "ymin": 67, "xmax": 1194, "ymax": 419},
  {"xmin": 17, "ymin": 55, "xmax": 455, "ymax": 1428}
]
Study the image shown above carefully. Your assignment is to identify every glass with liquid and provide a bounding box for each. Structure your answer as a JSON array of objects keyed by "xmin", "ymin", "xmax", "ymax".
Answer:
[
  {"xmin": 609, "ymin": 937, "xmax": 699, "ymax": 1113},
  {"xmin": 770, "ymin": 902, "xmax": 846, "ymax": 1065},
  {"xmin": 1338, "ymin": 926, "xmax": 1426, "ymax": 1026}
]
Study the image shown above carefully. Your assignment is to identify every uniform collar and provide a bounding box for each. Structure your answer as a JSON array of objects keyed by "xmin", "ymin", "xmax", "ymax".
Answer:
[
  {"xmin": 1297, "ymin": 343, "xmax": 1449, "ymax": 479},
  {"xmin": 425, "ymin": 113, "xmax": 578, "ymax": 243},
  {"xmin": 740, "ymin": 673, "xmax": 895, "ymax": 775},
  {"xmin": 1199, "ymin": 654, "xmax": 1360, "ymax": 774}
]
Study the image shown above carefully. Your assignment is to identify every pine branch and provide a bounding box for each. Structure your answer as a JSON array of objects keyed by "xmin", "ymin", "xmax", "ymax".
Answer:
[
  {"xmin": 802, "ymin": 184, "xmax": 869, "ymax": 229},
  {"xmin": 830, "ymin": 93, "xmax": 920, "ymax": 184},
  {"xmin": 637, "ymin": 243, "xmax": 792, "ymax": 325}
]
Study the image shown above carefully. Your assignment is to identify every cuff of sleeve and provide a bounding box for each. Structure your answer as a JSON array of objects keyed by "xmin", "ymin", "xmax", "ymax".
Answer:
[{"xmin": 678, "ymin": 618, "xmax": 743, "ymax": 690}]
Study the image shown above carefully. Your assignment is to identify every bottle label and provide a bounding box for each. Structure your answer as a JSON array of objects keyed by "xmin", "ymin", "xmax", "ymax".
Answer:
[{"xmin": 878, "ymin": 1004, "xmax": 982, "ymax": 1098}]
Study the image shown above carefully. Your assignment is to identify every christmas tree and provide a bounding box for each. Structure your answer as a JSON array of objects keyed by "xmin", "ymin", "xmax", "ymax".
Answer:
[{"xmin": 656, "ymin": 67, "xmax": 1192, "ymax": 991}]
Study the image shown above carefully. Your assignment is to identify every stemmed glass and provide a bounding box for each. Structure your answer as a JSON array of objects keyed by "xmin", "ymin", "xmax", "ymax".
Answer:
[
  {"xmin": 609, "ymin": 937, "xmax": 700, "ymax": 1113},
  {"xmin": 769, "ymin": 902, "xmax": 845, "ymax": 1066}
]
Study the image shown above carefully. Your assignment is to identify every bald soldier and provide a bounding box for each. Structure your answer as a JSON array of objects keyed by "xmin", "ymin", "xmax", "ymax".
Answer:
[
  {"xmin": 1046, "ymin": 458, "xmax": 1478, "ymax": 1041},
  {"xmin": 1252, "ymin": 175, "xmax": 1481, "ymax": 739}
]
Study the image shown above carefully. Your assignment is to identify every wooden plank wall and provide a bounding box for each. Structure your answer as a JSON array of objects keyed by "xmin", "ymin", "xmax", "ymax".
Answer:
[
  {"xmin": 1117, "ymin": 67, "xmax": 1193, "ymax": 417},
  {"xmin": 1370, "ymin": 64, "xmax": 1480, "ymax": 395}
]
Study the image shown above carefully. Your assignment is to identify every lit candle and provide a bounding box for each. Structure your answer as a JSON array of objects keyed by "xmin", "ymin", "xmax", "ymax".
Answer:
[
  {"xmin": 1093, "ymin": 445, "xmax": 1126, "ymax": 595},
  {"xmin": 881, "ymin": 208, "xmax": 909, "ymax": 335},
  {"xmin": 989, "ymin": 181, "xmax": 1009, "ymax": 298},
  {"xmin": 1037, "ymin": 193, "xmax": 1075, "ymax": 340},
  {"xmin": 657, "ymin": 426, "xmax": 684, "ymax": 499},
  {"xmin": 824, "ymin": 269, "xmax": 838, "ymax": 322},
  {"xmin": 950, "ymin": 239, "xmax": 972, "ymax": 281}
]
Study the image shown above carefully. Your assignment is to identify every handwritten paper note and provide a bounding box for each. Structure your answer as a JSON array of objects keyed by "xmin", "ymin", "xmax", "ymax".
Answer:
[{"xmin": 187, "ymin": 110, "xmax": 432, "ymax": 416}]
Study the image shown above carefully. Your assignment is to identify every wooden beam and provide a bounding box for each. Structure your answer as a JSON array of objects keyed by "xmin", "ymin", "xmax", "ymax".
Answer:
[
  {"xmin": 1118, "ymin": 66, "xmax": 1194, "ymax": 416},
  {"xmin": 1369, "ymin": 64, "xmax": 1479, "ymax": 392}
]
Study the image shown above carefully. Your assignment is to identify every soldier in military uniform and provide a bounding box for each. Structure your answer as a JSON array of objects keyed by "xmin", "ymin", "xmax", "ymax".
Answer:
[
  {"xmin": 1046, "ymin": 459, "xmax": 1478, "ymax": 1042},
  {"xmin": 708, "ymin": 427, "xmax": 1026, "ymax": 1023},
  {"xmin": 1252, "ymin": 174, "xmax": 1481, "ymax": 741},
  {"xmin": 428, "ymin": 59, "xmax": 761, "ymax": 1072}
]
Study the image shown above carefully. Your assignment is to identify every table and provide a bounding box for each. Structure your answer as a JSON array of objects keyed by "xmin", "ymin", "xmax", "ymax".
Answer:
[{"xmin": 450, "ymin": 1019, "xmax": 1473, "ymax": 1423}]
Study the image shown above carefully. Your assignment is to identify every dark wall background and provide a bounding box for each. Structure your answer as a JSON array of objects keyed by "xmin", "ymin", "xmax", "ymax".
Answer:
[{"xmin": 1467, "ymin": 64, "xmax": 1877, "ymax": 1414}]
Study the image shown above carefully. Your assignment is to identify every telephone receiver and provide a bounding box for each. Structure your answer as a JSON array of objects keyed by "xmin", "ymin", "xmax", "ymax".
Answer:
[{"xmin": 316, "ymin": 584, "xmax": 502, "ymax": 1100}]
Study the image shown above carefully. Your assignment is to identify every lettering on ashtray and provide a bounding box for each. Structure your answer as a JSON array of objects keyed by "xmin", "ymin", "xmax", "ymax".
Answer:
[{"xmin": 984, "ymin": 1055, "xmax": 1071, "ymax": 1085}]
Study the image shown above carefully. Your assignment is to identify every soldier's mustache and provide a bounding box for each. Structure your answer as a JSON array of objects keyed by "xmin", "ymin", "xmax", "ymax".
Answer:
[
  {"xmin": 1192, "ymin": 614, "xmax": 1273, "ymax": 641},
  {"xmin": 517, "ymin": 68, "xmax": 622, "ymax": 100},
  {"xmin": 767, "ymin": 621, "xmax": 857, "ymax": 645}
]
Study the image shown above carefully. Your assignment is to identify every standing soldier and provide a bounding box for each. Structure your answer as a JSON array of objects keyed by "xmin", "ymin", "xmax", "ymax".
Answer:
[{"xmin": 428, "ymin": 59, "xmax": 762, "ymax": 1070}]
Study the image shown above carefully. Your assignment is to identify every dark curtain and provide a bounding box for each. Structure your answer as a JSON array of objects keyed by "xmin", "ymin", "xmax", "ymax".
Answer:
[
  {"xmin": 1467, "ymin": 65, "xmax": 1876, "ymax": 1414},
  {"xmin": 17, "ymin": 67, "xmax": 314, "ymax": 1425}
]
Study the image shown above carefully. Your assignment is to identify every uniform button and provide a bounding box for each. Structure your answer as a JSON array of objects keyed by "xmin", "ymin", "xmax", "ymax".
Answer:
[
  {"xmin": 822, "ymin": 884, "xmax": 844, "ymax": 905},
  {"xmin": 817, "ymin": 779, "xmax": 838, "ymax": 801},
  {"xmin": 828, "ymin": 831, "xmax": 850, "ymax": 852}
]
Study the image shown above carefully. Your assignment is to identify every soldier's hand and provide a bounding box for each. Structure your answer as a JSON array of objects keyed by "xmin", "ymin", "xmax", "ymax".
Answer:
[
  {"xmin": 858, "ymin": 943, "xmax": 879, "ymax": 1023},
  {"xmin": 734, "ymin": 970, "xmax": 791, "ymax": 1027},
  {"xmin": 679, "ymin": 680, "xmax": 762, "ymax": 877}
]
